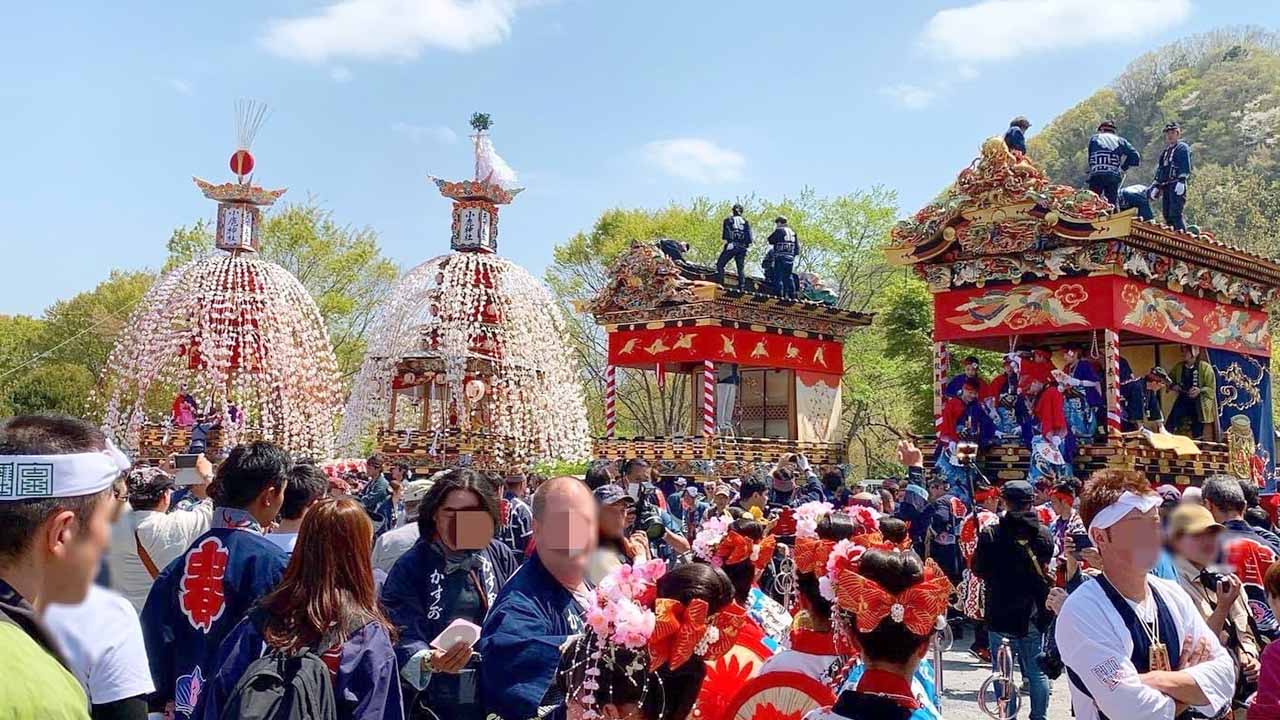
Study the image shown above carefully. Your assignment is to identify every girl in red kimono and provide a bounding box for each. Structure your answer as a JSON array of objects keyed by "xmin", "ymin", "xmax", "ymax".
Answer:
[
  {"xmin": 690, "ymin": 516, "xmax": 784, "ymax": 720},
  {"xmin": 757, "ymin": 511, "xmax": 857, "ymax": 685},
  {"xmin": 808, "ymin": 550, "xmax": 953, "ymax": 720},
  {"xmin": 562, "ymin": 562, "xmax": 746, "ymax": 720}
]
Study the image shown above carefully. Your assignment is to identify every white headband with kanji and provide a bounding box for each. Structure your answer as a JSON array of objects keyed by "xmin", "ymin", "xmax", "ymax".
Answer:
[{"xmin": 0, "ymin": 439, "xmax": 131, "ymax": 500}]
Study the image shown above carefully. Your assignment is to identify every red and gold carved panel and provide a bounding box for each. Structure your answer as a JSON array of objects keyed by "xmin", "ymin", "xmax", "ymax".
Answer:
[
  {"xmin": 934, "ymin": 275, "xmax": 1271, "ymax": 356},
  {"xmin": 607, "ymin": 327, "xmax": 844, "ymax": 374}
]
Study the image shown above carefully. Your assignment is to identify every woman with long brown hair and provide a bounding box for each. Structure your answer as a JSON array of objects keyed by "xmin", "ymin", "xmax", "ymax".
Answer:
[{"xmin": 201, "ymin": 497, "xmax": 404, "ymax": 720}]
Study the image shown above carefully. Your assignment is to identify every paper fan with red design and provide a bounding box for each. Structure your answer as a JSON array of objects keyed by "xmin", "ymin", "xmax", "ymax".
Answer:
[
  {"xmin": 693, "ymin": 630, "xmax": 774, "ymax": 720},
  {"xmin": 722, "ymin": 672, "xmax": 837, "ymax": 720}
]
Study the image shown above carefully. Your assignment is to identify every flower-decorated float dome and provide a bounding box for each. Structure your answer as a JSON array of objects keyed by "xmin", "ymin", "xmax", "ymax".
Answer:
[
  {"xmin": 338, "ymin": 114, "xmax": 589, "ymax": 466},
  {"xmin": 100, "ymin": 102, "xmax": 342, "ymax": 458}
]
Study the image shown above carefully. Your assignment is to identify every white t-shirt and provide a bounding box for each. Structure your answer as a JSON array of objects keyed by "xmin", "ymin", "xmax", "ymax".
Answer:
[
  {"xmin": 45, "ymin": 584, "xmax": 155, "ymax": 705},
  {"xmin": 265, "ymin": 531, "xmax": 298, "ymax": 554},
  {"xmin": 108, "ymin": 500, "xmax": 214, "ymax": 611},
  {"xmin": 372, "ymin": 523, "xmax": 420, "ymax": 574},
  {"xmin": 1056, "ymin": 575, "xmax": 1236, "ymax": 720}
]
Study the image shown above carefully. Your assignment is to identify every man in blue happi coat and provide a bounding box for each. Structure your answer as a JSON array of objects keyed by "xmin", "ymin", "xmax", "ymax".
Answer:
[
  {"xmin": 141, "ymin": 441, "xmax": 292, "ymax": 720},
  {"xmin": 1004, "ymin": 116, "xmax": 1031, "ymax": 154},
  {"xmin": 478, "ymin": 477, "xmax": 597, "ymax": 720},
  {"xmin": 1153, "ymin": 121, "xmax": 1193, "ymax": 231},
  {"xmin": 1086, "ymin": 120, "xmax": 1141, "ymax": 206}
]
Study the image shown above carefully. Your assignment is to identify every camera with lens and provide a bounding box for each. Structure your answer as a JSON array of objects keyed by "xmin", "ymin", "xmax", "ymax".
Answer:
[
  {"xmin": 1198, "ymin": 567, "xmax": 1228, "ymax": 591},
  {"xmin": 637, "ymin": 507, "xmax": 667, "ymax": 541}
]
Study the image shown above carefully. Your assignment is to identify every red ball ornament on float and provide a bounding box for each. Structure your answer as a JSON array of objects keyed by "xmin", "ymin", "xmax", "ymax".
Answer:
[{"xmin": 230, "ymin": 149, "xmax": 255, "ymax": 177}]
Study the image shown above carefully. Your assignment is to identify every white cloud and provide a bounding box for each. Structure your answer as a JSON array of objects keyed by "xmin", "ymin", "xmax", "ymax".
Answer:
[
  {"xmin": 330, "ymin": 66, "xmax": 353, "ymax": 82},
  {"xmin": 642, "ymin": 138, "xmax": 745, "ymax": 184},
  {"xmin": 393, "ymin": 122, "xmax": 458, "ymax": 145},
  {"xmin": 262, "ymin": 0, "xmax": 520, "ymax": 63},
  {"xmin": 880, "ymin": 83, "xmax": 938, "ymax": 110},
  {"xmin": 169, "ymin": 79, "xmax": 193, "ymax": 95},
  {"xmin": 922, "ymin": 0, "xmax": 1191, "ymax": 63}
]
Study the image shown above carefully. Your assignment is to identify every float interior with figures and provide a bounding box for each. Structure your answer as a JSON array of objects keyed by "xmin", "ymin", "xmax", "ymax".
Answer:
[{"xmin": 890, "ymin": 137, "xmax": 1279, "ymax": 489}]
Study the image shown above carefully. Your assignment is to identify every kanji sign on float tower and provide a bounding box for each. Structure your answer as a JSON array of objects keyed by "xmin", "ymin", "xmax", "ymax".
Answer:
[{"xmin": 338, "ymin": 114, "xmax": 589, "ymax": 470}]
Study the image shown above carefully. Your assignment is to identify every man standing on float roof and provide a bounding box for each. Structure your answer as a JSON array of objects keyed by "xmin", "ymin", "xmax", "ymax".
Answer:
[
  {"xmin": 767, "ymin": 216, "xmax": 800, "ymax": 299},
  {"xmin": 1004, "ymin": 116, "xmax": 1031, "ymax": 153},
  {"xmin": 1153, "ymin": 121, "xmax": 1192, "ymax": 231},
  {"xmin": 716, "ymin": 203, "xmax": 753, "ymax": 287},
  {"xmin": 1087, "ymin": 120, "xmax": 1141, "ymax": 206}
]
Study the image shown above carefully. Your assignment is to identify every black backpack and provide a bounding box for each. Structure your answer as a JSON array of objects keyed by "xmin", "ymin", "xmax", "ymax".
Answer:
[{"xmin": 218, "ymin": 614, "xmax": 339, "ymax": 720}]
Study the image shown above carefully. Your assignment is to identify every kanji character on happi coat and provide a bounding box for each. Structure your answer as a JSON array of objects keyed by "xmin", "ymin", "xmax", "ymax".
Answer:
[
  {"xmin": 141, "ymin": 443, "xmax": 292, "ymax": 720},
  {"xmin": 1017, "ymin": 375, "xmax": 1075, "ymax": 485},
  {"xmin": 690, "ymin": 515, "xmax": 788, "ymax": 720},
  {"xmin": 381, "ymin": 470, "xmax": 520, "ymax": 720},
  {"xmin": 957, "ymin": 485, "xmax": 1001, "ymax": 644},
  {"xmin": 935, "ymin": 378, "xmax": 996, "ymax": 502},
  {"xmin": 1055, "ymin": 342, "xmax": 1103, "ymax": 440},
  {"xmin": 983, "ymin": 354, "xmax": 1022, "ymax": 438},
  {"xmin": 943, "ymin": 356, "xmax": 984, "ymax": 399},
  {"xmin": 807, "ymin": 545, "xmax": 950, "ymax": 720}
]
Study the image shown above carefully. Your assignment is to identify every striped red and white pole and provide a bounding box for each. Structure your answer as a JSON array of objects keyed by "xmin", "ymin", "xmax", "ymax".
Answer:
[
  {"xmin": 703, "ymin": 360, "xmax": 715, "ymax": 437},
  {"xmin": 1104, "ymin": 330, "xmax": 1123, "ymax": 435},
  {"xmin": 933, "ymin": 342, "xmax": 949, "ymax": 431},
  {"xmin": 604, "ymin": 365, "xmax": 617, "ymax": 439}
]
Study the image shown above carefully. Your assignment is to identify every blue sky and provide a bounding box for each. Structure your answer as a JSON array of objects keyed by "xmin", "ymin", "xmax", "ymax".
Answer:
[{"xmin": 3, "ymin": 0, "xmax": 1278, "ymax": 316}]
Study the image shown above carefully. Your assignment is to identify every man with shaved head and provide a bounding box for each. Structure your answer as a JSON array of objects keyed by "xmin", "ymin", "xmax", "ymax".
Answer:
[{"xmin": 478, "ymin": 476, "xmax": 597, "ymax": 720}]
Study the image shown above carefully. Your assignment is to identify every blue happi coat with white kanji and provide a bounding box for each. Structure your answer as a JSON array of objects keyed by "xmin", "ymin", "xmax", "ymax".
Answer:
[
  {"xmin": 381, "ymin": 538, "xmax": 518, "ymax": 720},
  {"xmin": 140, "ymin": 509, "xmax": 288, "ymax": 720},
  {"xmin": 477, "ymin": 552, "xmax": 587, "ymax": 720}
]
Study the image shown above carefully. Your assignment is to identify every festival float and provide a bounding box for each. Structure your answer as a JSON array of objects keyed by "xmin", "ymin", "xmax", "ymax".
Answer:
[
  {"xmin": 586, "ymin": 242, "xmax": 871, "ymax": 480},
  {"xmin": 890, "ymin": 136, "xmax": 1280, "ymax": 488},
  {"xmin": 99, "ymin": 102, "xmax": 343, "ymax": 460},
  {"xmin": 337, "ymin": 114, "xmax": 590, "ymax": 469}
]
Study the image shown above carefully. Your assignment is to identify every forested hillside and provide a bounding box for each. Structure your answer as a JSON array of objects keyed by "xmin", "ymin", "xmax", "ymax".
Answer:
[{"xmin": 1028, "ymin": 27, "xmax": 1280, "ymax": 254}]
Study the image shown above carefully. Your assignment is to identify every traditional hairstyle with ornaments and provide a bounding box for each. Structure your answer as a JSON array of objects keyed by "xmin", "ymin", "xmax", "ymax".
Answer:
[
  {"xmin": 562, "ymin": 562, "xmax": 739, "ymax": 720},
  {"xmin": 827, "ymin": 549, "xmax": 953, "ymax": 666},
  {"xmin": 693, "ymin": 516, "xmax": 775, "ymax": 605}
]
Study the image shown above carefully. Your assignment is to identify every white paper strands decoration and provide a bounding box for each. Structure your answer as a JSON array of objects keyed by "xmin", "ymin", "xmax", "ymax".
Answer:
[
  {"xmin": 338, "ymin": 251, "xmax": 590, "ymax": 464},
  {"xmin": 99, "ymin": 253, "xmax": 342, "ymax": 457}
]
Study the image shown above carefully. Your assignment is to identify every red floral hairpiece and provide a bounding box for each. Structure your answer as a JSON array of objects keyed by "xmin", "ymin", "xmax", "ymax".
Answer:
[
  {"xmin": 716, "ymin": 531, "xmax": 776, "ymax": 573},
  {"xmin": 794, "ymin": 537, "xmax": 836, "ymax": 575},
  {"xmin": 834, "ymin": 560, "xmax": 954, "ymax": 636},
  {"xmin": 850, "ymin": 532, "xmax": 912, "ymax": 553},
  {"xmin": 648, "ymin": 599, "xmax": 746, "ymax": 671}
]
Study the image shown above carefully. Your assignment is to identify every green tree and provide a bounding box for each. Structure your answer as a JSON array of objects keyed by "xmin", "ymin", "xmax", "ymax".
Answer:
[
  {"xmin": 37, "ymin": 271, "xmax": 156, "ymax": 375},
  {"xmin": 166, "ymin": 201, "xmax": 400, "ymax": 376},
  {"xmin": 4, "ymin": 362, "xmax": 96, "ymax": 417},
  {"xmin": 0, "ymin": 272, "xmax": 153, "ymax": 416}
]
